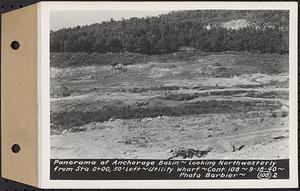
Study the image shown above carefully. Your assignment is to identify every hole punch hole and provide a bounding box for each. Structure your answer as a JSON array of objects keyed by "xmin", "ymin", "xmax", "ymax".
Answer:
[
  {"xmin": 11, "ymin": 41, "xmax": 20, "ymax": 50},
  {"xmin": 11, "ymin": 144, "xmax": 21, "ymax": 153}
]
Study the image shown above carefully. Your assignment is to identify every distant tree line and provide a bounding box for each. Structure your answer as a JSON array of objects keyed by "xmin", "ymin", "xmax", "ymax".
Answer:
[{"xmin": 50, "ymin": 10, "xmax": 289, "ymax": 54}]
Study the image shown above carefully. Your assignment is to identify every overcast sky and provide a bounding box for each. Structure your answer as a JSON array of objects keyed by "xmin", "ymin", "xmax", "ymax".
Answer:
[{"xmin": 50, "ymin": 10, "xmax": 171, "ymax": 31}]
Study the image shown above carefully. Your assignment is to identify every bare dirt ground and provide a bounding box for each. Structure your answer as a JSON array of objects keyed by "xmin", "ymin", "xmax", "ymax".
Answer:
[
  {"xmin": 51, "ymin": 114, "xmax": 289, "ymax": 159},
  {"xmin": 50, "ymin": 52, "xmax": 289, "ymax": 159}
]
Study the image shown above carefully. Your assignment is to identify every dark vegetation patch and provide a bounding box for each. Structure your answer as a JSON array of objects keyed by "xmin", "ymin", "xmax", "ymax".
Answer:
[
  {"xmin": 125, "ymin": 85, "xmax": 228, "ymax": 94},
  {"xmin": 127, "ymin": 86, "xmax": 182, "ymax": 93},
  {"xmin": 50, "ymin": 99, "xmax": 282, "ymax": 131},
  {"xmin": 50, "ymin": 51, "xmax": 209, "ymax": 68},
  {"xmin": 50, "ymin": 52, "xmax": 145, "ymax": 68},
  {"xmin": 212, "ymin": 67, "xmax": 230, "ymax": 78},
  {"xmin": 243, "ymin": 90, "xmax": 288, "ymax": 99},
  {"xmin": 163, "ymin": 90, "xmax": 288, "ymax": 101},
  {"xmin": 267, "ymin": 80, "xmax": 289, "ymax": 88},
  {"xmin": 235, "ymin": 84, "xmax": 264, "ymax": 88}
]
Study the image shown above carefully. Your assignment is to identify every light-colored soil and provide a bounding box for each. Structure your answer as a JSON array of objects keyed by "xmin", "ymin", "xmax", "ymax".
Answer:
[
  {"xmin": 50, "ymin": 52, "xmax": 289, "ymax": 159},
  {"xmin": 51, "ymin": 113, "xmax": 289, "ymax": 159}
]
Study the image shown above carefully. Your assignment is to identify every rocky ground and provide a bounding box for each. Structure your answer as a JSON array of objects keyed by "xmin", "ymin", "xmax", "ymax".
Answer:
[
  {"xmin": 51, "ymin": 113, "xmax": 289, "ymax": 159},
  {"xmin": 50, "ymin": 52, "xmax": 289, "ymax": 159}
]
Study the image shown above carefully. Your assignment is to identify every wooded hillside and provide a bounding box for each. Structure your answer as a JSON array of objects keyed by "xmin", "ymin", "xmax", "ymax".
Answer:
[{"xmin": 50, "ymin": 10, "xmax": 289, "ymax": 54}]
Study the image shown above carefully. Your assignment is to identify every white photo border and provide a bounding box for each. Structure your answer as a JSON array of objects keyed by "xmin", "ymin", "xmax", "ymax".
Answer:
[{"xmin": 39, "ymin": 1, "xmax": 298, "ymax": 189}]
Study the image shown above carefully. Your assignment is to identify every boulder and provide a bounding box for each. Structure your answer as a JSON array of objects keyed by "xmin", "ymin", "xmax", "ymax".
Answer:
[{"xmin": 219, "ymin": 139, "xmax": 235, "ymax": 152}]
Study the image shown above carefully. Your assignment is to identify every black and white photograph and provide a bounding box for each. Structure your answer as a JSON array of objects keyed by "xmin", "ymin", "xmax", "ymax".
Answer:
[
  {"xmin": 0, "ymin": 1, "xmax": 297, "ymax": 189},
  {"xmin": 49, "ymin": 8, "xmax": 291, "ymax": 161}
]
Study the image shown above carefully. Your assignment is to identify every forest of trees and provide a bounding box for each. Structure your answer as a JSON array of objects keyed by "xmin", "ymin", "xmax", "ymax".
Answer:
[{"xmin": 50, "ymin": 10, "xmax": 289, "ymax": 54}]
